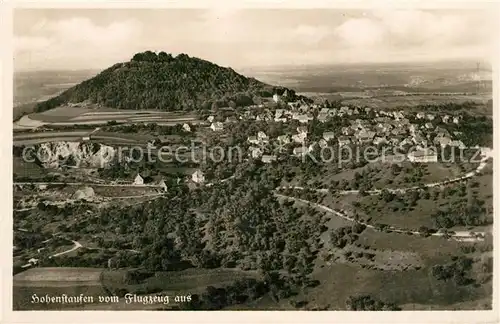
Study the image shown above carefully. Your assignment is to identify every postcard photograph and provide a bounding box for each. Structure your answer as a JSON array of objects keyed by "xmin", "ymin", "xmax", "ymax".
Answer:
[{"xmin": 7, "ymin": 2, "xmax": 497, "ymax": 316}]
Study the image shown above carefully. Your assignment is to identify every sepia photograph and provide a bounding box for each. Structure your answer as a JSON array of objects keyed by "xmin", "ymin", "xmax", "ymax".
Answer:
[{"xmin": 4, "ymin": 1, "xmax": 498, "ymax": 320}]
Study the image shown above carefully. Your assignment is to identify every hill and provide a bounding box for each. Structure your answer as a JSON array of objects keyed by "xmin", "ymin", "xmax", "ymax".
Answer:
[{"xmin": 34, "ymin": 51, "xmax": 308, "ymax": 112}]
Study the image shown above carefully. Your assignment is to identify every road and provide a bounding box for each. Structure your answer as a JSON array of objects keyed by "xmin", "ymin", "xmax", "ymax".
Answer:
[
  {"xmin": 14, "ymin": 181, "xmax": 163, "ymax": 188},
  {"xmin": 275, "ymin": 193, "xmax": 486, "ymax": 242},
  {"xmin": 21, "ymin": 240, "xmax": 83, "ymax": 268}
]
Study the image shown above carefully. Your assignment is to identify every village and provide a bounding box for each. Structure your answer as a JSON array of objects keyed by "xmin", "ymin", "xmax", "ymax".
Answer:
[{"xmin": 201, "ymin": 92, "xmax": 470, "ymax": 166}]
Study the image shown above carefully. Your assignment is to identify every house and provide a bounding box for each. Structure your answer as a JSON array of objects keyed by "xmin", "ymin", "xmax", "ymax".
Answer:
[
  {"xmin": 323, "ymin": 132, "xmax": 335, "ymax": 142},
  {"xmin": 82, "ymin": 136, "xmax": 90, "ymax": 141},
  {"xmin": 393, "ymin": 111, "xmax": 404, "ymax": 120},
  {"xmin": 261, "ymin": 155, "xmax": 277, "ymax": 163},
  {"xmin": 210, "ymin": 122, "xmax": 224, "ymax": 131},
  {"xmin": 207, "ymin": 115, "xmax": 215, "ymax": 123},
  {"xmin": 399, "ymin": 138, "xmax": 413, "ymax": 148},
  {"xmin": 134, "ymin": 174, "xmax": 144, "ymax": 185},
  {"xmin": 356, "ymin": 129, "xmax": 376, "ymax": 143},
  {"xmin": 426, "ymin": 114, "xmax": 435, "ymax": 121},
  {"xmin": 158, "ymin": 179, "xmax": 168, "ymax": 192},
  {"xmin": 247, "ymin": 136, "xmax": 259, "ymax": 144},
  {"xmin": 338, "ymin": 136, "xmax": 351, "ymax": 147},
  {"xmin": 275, "ymin": 109, "xmax": 285, "ymax": 119},
  {"xmin": 407, "ymin": 148, "xmax": 438, "ymax": 163},
  {"xmin": 424, "ymin": 122, "xmax": 434, "ymax": 130},
  {"xmin": 297, "ymin": 126, "xmax": 308, "ymax": 135},
  {"xmin": 273, "ymin": 94, "xmax": 280, "ymax": 103},
  {"xmin": 293, "ymin": 146, "xmax": 310, "ymax": 157},
  {"xmin": 292, "ymin": 133, "xmax": 306, "ymax": 144},
  {"xmin": 257, "ymin": 131, "xmax": 269, "ymax": 142},
  {"xmin": 192, "ymin": 170, "xmax": 205, "ymax": 184},
  {"xmin": 453, "ymin": 116, "xmax": 461, "ymax": 124},
  {"xmin": 450, "ymin": 140, "xmax": 466, "ymax": 149},
  {"xmin": 416, "ymin": 112, "xmax": 425, "ymax": 119},
  {"xmin": 183, "ymin": 123, "xmax": 191, "ymax": 132},
  {"xmin": 435, "ymin": 126, "xmax": 451, "ymax": 138},
  {"xmin": 436, "ymin": 136, "xmax": 452, "ymax": 148},
  {"xmin": 329, "ymin": 109, "xmax": 338, "ymax": 117},
  {"xmin": 442, "ymin": 115, "xmax": 451, "ymax": 123},
  {"xmin": 277, "ymin": 135, "xmax": 290, "ymax": 144},
  {"xmin": 317, "ymin": 113, "xmax": 328, "ymax": 123},
  {"xmin": 225, "ymin": 116, "xmax": 238, "ymax": 123},
  {"xmin": 341, "ymin": 127, "xmax": 354, "ymax": 136},
  {"xmin": 297, "ymin": 115, "xmax": 310, "ymax": 124},
  {"xmin": 319, "ymin": 108, "xmax": 329, "ymax": 115},
  {"xmin": 412, "ymin": 133, "xmax": 427, "ymax": 146},
  {"xmin": 373, "ymin": 137, "xmax": 388, "ymax": 146},
  {"xmin": 318, "ymin": 139, "xmax": 328, "ymax": 148},
  {"xmin": 250, "ymin": 147, "xmax": 263, "ymax": 158},
  {"xmin": 28, "ymin": 258, "xmax": 39, "ymax": 265}
]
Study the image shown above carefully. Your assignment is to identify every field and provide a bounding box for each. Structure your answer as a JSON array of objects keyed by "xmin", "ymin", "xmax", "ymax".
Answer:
[
  {"xmin": 13, "ymin": 267, "xmax": 259, "ymax": 310},
  {"xmin": 13, "ymin": 267, "xmax": 106, "ymax": 310},
  {"xmin": 342, "ymin": 94, "xmax": 491, "ymax": 110}
]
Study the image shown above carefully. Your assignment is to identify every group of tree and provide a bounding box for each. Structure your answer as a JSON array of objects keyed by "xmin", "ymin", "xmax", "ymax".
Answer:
[{"xmin": 34, "ymin": 51, "xmax": 307, "ymax": 112}]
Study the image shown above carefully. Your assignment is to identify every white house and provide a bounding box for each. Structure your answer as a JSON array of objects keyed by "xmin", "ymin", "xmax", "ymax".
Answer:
[
  {"xmin": 292, "ymin": 133, "xmax": 306, "ymax": 144},
  {"xmin": 247, "ymin": 136, "xmax": 259, "ymax": 145},
  {"xmin": 183, "ymin": 123, "xmax": 191, "ymax": 132},
  {"xmin": 318, "ymin": 139, "xmax": 328, "ymax": 148},
  {"xmin": 28, "ymin": 258, "xmax": 39, "ymax": 265},
  {"xmin": 407, "ymin": 148, "xmax": 438, "ymax": 163},
  {"xmin": 250, "ymin": 147, "xmax": 263, "ymax": 158},
  {"xmin": 450, "ymin": 140, "xmax": 466, "ymax": 149},
  {"xmin": 261, "ymin": 155, "xmax": 277, "ymax": 163},
  {"xmin": 192, "ymin": 170, "xmax": 205, "ymax": 184},
  {"xmin": 323, "ymin": 132, "xmax": 335, "ymax": 142},
  {"xmin": 207, "ymin": 115, "xmax": 215, "ymax": 123},
  {"xmin": 134, "ymin": 174, "xmax": 144, "ymax": 185},
  {"xmin": 293, "ymin": 146, "xmax": 310, "ymax": 157},
  {"xmin": 277, "ymin": 135, "xmax": 290, "ymax": 144},
  {"xmin": 210, "ymin": 122, "xmax": 224, "ymax": 131},
  {"xmin": 453, "ymin": 116, "xmax": 461, "ymax": 124},
  {"xmin": 158, "ymin": 179, "xmax": 168, "ymax": 192},
  {"xmin": 338, "ymin": 136, "xmax": 351, "ymax": 147},
  {"xmin": 272, "ymin": 94, "xmax": 280, "ymax": 103},
  {"xmin": 297, "ymin": 126, "xmax": 308, "ymax": 135},
  {"xmin": 297, "ymin": 115, "xmax": 309, "ymax": 124},
  {"xmin": 257, "ymin": 131, "xmax": 269, "ymax": 142},
  {"xmin": 416, "ymin": 112, "xmax": 425, "ymax": 119}
]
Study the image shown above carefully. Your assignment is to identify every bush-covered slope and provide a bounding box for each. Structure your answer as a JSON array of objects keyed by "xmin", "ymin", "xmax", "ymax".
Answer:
[{"xmin": 35, "ymin": 51, "xmax": 306, "ymax": 112}]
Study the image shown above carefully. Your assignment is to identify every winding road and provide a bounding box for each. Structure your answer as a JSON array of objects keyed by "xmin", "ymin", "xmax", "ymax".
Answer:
[
  {"xmin": 274, "ymin": 149, "xmax": 492, "ymax": 242},
  {"xmin": 278, "ymin": 148, "xmax": 492, "ymax": 196}
]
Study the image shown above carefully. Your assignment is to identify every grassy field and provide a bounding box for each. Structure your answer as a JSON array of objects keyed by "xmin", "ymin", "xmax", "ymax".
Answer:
[
  {"xmin": 13, "ymin": 266, "xmax": 259, "ymax": 310},
  {"xmin": 13, "ymin": 267, "xmax": 106, "ymax": 310}
]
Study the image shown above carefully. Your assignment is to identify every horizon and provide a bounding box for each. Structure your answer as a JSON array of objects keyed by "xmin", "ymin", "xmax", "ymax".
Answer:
[
  {"xmin": 13, "ymin": 55, "xmax": 493, "ymax": 74},
  {"xmin": 14, "ymin": 8, "xmax": 495, "ymax": 71}
]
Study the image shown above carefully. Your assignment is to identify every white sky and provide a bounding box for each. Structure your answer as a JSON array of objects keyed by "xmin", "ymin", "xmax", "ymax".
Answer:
[{"xmin": 13, "ymin": 8, "xmax": 496, "ymax": 71}]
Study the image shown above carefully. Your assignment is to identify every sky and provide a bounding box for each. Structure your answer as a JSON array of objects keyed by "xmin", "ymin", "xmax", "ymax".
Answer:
[{"xmin": 13, "ymin": 8, "xmax": 496, "ymax": 71}]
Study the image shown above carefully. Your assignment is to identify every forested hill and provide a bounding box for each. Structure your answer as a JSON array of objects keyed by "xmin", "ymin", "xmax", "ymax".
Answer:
[{"xmin": 35, "ymin": 51, "xmax": 308, "ymax": 112}]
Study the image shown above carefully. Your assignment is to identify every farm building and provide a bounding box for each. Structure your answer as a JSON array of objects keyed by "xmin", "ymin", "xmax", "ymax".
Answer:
[
  {"xmin": 407, "ymin": 148, "xmax": 438, "ymax": 163},
  {"xmin": 192, "ymin": 170, "xmax": 205, "ymax": 184},
  {"xmin": 134, "ymin": 174, "xmax": 144, "ymax": 185}
]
